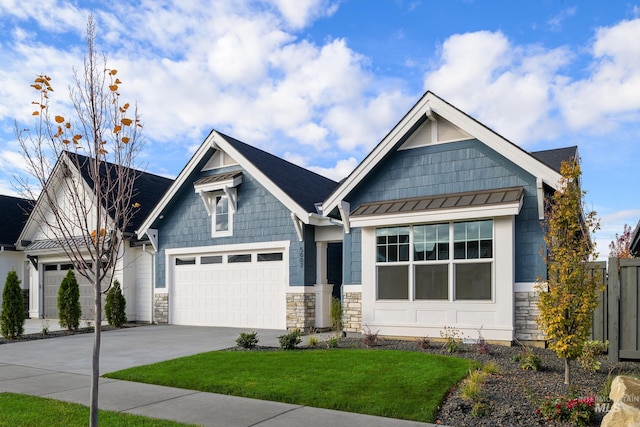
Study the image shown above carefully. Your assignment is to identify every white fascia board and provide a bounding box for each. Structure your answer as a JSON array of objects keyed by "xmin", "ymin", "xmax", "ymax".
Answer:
[
  {"xmin": 307, "ymin": 213, "xmax": 333, "ymax": 226},
  {"xmin": 349, "ymin": 202, "xmax": 522, "ymax": 228},
  {"xmin": 215, "ymin": 132, "xmax": 311, "ymax": 223},
  {"xmin": 322, "ymin": 92, "xmax": 563, "ymax": 216},
  {"xmin": 322, "ymin": 97, "xmax": 430, "ymax": 216},
  {"xmin": 136, "ymin": 131, "xmax": 217, "ymax": 239}
]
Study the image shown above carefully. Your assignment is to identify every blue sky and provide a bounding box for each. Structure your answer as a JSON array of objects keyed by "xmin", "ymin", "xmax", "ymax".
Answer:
[{"xmin": 1, "ymin": 0, "xmax": 639, "ymax": 257}]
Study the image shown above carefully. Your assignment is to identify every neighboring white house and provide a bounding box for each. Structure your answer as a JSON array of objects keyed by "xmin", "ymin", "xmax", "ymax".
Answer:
[{"xmin": 15, "ymin": 153, "xmax": 172, "ymax": 322}]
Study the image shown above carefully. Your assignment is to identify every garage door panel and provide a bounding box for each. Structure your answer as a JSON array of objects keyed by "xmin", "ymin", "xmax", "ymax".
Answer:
[
  {"xmin": 172, "ymin": 253, "xmax": 286, "ymax": 329},
  {"xmin": 43, "ymin": 266, "xmax": 106, "ymax": 320}
]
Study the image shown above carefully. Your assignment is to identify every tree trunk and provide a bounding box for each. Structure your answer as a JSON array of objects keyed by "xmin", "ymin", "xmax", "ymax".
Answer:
[
  {"xmin": 89, "ymin": 272, "xmax": 102, "ymax": 427},
  {"xmin": 564, "ymin": 358, "xmax": 570, "ymax": 385}
]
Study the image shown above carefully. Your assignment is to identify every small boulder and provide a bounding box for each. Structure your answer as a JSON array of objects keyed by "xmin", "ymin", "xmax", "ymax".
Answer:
[{"xmin": 601, "ymin": 376, "xmax": 640, "ymax": 427}]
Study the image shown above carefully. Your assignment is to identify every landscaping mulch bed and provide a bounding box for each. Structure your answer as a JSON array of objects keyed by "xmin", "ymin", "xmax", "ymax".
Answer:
[
  {"xmin": 0, "ymin": 323, "xmax": 146, "ymax": 345},
  {"xmin": 332, "ymin": 337, "xmax": 640, "ymax": 426}
]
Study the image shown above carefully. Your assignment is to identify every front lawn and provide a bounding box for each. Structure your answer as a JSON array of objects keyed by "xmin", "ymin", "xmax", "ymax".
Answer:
[
  {"xmin": 105, "ymin": 349, "xmax": 474, "ymax": 422},
  {"xmin": 0, "ymin": 393, "xmax": 193, "ymax": 426}
]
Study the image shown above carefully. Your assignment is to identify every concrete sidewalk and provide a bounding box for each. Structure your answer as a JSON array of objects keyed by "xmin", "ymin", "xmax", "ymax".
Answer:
[{"xmin": 0, "ymin": 325, "xmax": 438, "ymax": 427}]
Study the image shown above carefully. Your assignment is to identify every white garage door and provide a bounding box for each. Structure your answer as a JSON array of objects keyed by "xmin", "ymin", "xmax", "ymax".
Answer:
[
  {"xmin": 171, "ymin": 250, "xmax": 287, "ymax": 329},
  {"xmin": 43, "ymin": 263, "xmax": 103, "ymax": 320}
]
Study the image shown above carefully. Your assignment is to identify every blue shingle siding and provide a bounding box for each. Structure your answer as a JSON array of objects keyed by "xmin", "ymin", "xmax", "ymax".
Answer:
[
  {"xmin": 156, "ymin": 165, "xmax": 313, "ymax": 288},
  {"xmin": 345, "ymin": 139, "xmax": 545, "ymax": 282},
  {"xmin": 343, "ymin": 229, "xmax": 362, "ymax": 285}
]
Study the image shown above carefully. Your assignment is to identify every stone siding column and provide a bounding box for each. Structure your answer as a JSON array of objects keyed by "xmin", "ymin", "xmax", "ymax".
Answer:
[
  {"xmin": 343, "ymin": 291, "xmax": 362, "ymax": 333},
  {"xmin": 154, "ymin": 293, "xmax": 169, "ymax": 324},
  {"xmin": 286, "ymin": 291, "xmax": 316, "ymax": 331},
  {"xmin": 514, "ymin": 291, "xmax": 545, "ymax": 342}
]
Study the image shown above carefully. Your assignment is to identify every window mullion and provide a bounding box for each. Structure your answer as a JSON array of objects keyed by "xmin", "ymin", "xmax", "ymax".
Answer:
[
  {"xmin": 449, "ymin": 222, "xmax": 454, "ymax": 301},
  {"xmin": 409, "ymin": 225, "xmax": 414, "ymax": 301}
]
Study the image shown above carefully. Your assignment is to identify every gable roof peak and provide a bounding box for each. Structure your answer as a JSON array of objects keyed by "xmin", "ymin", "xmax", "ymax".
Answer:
[{"xmin": 322, "ymin": 90, "xmax": 565, "ymax": 216}]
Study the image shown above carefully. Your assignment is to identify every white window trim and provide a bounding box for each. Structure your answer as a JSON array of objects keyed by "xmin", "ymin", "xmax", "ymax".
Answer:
[
  {"xmin": 375, "ymin": 221, "xmax": 495, "ymax": 303},
  {"xmin": 195, "ymin": 179, "xmax": 239, "ymax": 238}
]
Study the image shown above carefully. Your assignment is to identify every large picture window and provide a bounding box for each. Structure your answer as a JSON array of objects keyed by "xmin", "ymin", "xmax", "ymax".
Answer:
[{"xmin": 375, "ymin": 220, "xmax": 493, "ymax": 301}]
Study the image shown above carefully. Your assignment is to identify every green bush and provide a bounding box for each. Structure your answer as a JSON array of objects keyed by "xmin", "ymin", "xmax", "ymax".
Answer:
[
  {"xmin": 236, "ymin": 331, "xmax": 259, "ymax": 349},
  {"xmin": 105, "ymin": 279, "xmax": 127, "ymax": 327},
  {"xmin": 57, "ymin": 269, "xmax": 81, "ymax": 331},
  {"xmin": 278, "ymin": 329, "xmax": 302, "ymax": 350},
  {"xmin": 578, "ymin": 340, "xmax": 608, "ymax": 372},
  {"xmin": 518, "ymin": 347, "xmax": 542, "ymax": 371},
  {"xmin": 1, "ymin": 270, "xmax": 25, "ymax": 339},
  {"xmin": 326, "ymin": 335, "xmax": 339, "ymax": 348}
]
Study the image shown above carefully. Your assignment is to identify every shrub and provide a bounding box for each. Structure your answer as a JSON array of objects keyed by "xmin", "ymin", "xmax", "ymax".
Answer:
[
  {"xmin": 578, "ymin": 340, "xmax": 608, "ymax": 372},
  {"xmin": 440, "ymin": 326, "xmax": 463, "ymax": 353},
  {"xmin": 330, "ymin": 297, "xmax": 343, "ymax": 333},
  {"xmin": 362, "ymin": 326, "xmax": 380, "ymax": 347},
  {"xmin": 471, "ymin": 401, "xmax": 489, "ymax": 417},
  {"xmin": 537, "ymin": 395, "xmax": 595, "ymax": 426},
  {"xmin": 105, "ymin": 279, "xmax": 127, "ymax": 327},
  {"xmin": 460, "ymin": 369, "xmax": 486, "ymax": 402},
  {"xmin": 518, "ymin": 347, "xmax": 542, "ymax": 371},
  {"xmin": 326, "ymin": 335, "xmax": 339, "ymax": 348},
  {"xmin": 57, "ymin": 269, "xmax": 81, "ymax": 331},
  {"xmin": 482, "ymin": 362, "xmax": 499, "ymax": 375},
  {"xmin": 236, "ymin": 331, "xmax": 259, "ymax": 349},
  {"xmin": 307, "ymin": 335, "xmax": 319, "ymax": 348},
  {"xmin": 1, "ymin": 270, "xmax": 25, "ymax": 339},
  {"xmin": 278, "ymin": 329, "xmax": 302, "ymax": 350}
]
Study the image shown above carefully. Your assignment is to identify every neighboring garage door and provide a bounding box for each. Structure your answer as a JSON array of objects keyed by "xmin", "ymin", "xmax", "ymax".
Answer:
[
  {"xmin": 43, "ymin": 263, "xmax": 104, "ymax": 320},
  {"xmin": 171, "ymin": 249, "xmax": 287, "ymax": 329}
]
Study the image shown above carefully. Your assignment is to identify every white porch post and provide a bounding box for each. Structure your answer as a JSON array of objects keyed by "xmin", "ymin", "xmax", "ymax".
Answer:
[
  {"xmin": 28, "ymin": 262, "xmax": 40, "ymax": 319},
  {"xmin": 314, "ymin": 241, "xmax": 333, "ymax": 329}
]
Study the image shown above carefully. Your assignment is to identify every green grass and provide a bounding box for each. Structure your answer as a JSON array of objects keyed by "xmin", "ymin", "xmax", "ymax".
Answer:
[
  {"xmin": 105, "ymin": 349, "xmax": 474, "ymax": 422},
  {"xmin": 0, "ymin": 393, "xmax": 193, "ymax": 426}
]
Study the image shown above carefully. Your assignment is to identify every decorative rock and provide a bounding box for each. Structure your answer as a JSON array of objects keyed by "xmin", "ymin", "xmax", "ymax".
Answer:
[{"xmin": 601, "ymin": 376, "xmax": 640, "ymax": 427}]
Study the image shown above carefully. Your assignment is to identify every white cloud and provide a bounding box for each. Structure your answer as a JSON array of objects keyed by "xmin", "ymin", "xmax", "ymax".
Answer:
[
  {"xmin": 308, "ymin": 157, "xmax": 358, "ymax": 181},
  {"xmin": 269, "ymin": 0, "xmax": 339, "ymax": 29},
  {"xmin": 423, "ymin": 31, "xmax": 572, "ymax": 145},
  {"xmin": 0, "ymin": 0, "xmax": 86, "ymax": 35},
  {"xmin": 555, "ymin": 19, "xmax": 640, "ymax": 130},
  {"xmin": 324, "ymin": 89, "xmax": 412, "ymax": 151},
  {"xmin": 547, "ymin": 7, "xmax": 577, "ymax": 32},
  {"xmin": 284, "ymin": 152, "xmax": 358, "ymax": 181}
]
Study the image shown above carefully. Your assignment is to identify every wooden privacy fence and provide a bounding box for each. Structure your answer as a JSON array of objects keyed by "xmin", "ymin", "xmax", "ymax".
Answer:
[{"xmin": 607, "ymin": 257, "xmax": 640, "ymax": 361}]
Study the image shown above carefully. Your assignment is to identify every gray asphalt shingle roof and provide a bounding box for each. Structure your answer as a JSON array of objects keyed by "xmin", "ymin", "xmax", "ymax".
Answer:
[
  {"xmin": 219, "ymin": 132, "xmax": 339, "ymax": 213},
  {"xmin": 0, "ymin": 194, "xmax": 33, "ymax": 248}
]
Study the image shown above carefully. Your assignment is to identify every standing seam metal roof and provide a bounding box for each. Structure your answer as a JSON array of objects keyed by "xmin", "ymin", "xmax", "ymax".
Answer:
[{"xmin": 351, "ymin": 187, "xmax": 524, "ymax": 216}]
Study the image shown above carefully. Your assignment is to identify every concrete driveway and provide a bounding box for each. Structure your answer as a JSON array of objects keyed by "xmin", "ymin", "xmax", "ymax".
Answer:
[
  {"xmin": 0, "ymin": 325, "xmax": 436, "ymax": 427},
  {"xmin": 1, "ymin": 324, "xmax": 284, "ymax": 375}
]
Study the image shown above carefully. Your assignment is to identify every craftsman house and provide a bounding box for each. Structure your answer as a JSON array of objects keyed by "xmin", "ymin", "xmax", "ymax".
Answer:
[{"xmin": 136, "ymin": 91, "xmax": 574, "ymax": 343}]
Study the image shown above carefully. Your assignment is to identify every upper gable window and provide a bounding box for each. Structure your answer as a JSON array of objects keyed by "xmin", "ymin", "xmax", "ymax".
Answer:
[
  {"xmin": 193, "ymin": 171, "xmax": 242, "ymax": 238},
  {"xmin": 214, "ymin": 194, "xmax": 229, "ymax": 233}
]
